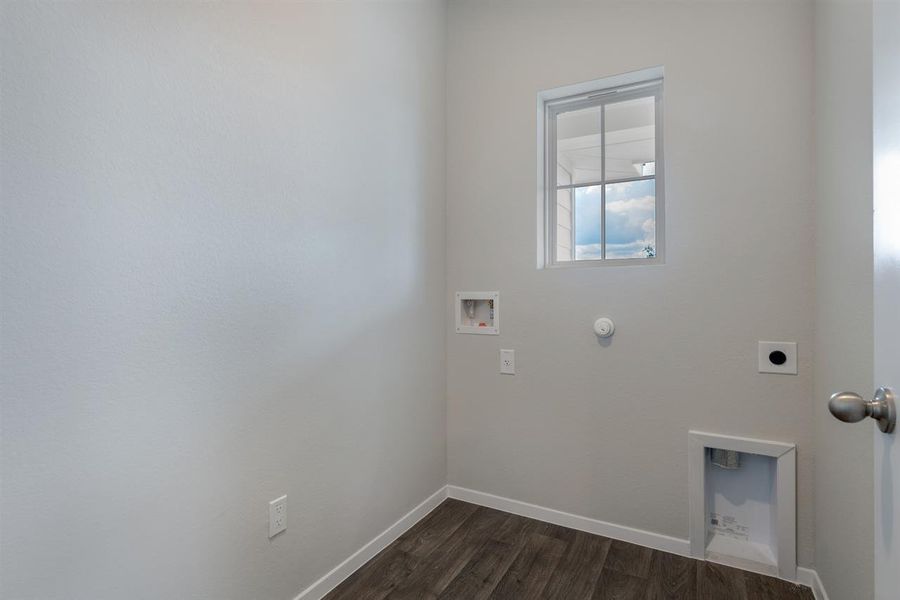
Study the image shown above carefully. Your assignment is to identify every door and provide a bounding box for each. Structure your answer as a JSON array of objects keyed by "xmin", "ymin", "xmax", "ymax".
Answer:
[{"xmin": 874, "ymin": 2, "xmax": 900, "ymax": 598}]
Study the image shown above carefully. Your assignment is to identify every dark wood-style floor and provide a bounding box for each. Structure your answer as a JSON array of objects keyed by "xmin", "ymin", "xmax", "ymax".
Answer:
[{"xmin": 324, "ymin": 499, "xmax": 814, "ymax": 600}]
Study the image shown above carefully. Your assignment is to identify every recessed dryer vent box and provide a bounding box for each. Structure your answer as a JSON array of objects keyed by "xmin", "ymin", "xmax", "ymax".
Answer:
[
  {"xmin": 455, "ymin": 292, "xmax": 499, "ymax": 335},
  {"xmin": 689, "ymin": 431, "xmax": 797, "ymax": 581}
]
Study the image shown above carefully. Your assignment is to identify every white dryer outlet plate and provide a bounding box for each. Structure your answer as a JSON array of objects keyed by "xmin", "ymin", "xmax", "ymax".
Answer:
[{"xmin": 758, "ymin": 341, "xmax": 797, "ymax": 375}]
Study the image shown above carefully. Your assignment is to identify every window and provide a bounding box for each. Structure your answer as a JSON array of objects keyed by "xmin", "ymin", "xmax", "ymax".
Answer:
[{"xmin": 542, "ymin": 74, "xmax": 663, "ymax": 266}]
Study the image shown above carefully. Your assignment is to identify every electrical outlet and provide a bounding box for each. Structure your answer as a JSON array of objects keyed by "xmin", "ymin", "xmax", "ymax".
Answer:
[
  {"xmin": 269, "ymin": 495, "xmax": 287, "ymax": 538},
  {"xmin": 500, "ymin": 349, "xmax": 515, "ymax": 375}
]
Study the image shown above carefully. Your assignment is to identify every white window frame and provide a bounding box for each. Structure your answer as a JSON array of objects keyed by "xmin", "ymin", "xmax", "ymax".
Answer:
[{"xmin": 537, "ymin": 67, "xmax": 665, "ymax": 268}]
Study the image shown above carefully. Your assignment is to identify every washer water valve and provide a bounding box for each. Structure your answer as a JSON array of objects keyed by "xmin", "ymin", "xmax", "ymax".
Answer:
[{"xmin": 593, "ymin": 317, "xmax": 615, "ymax": 338}]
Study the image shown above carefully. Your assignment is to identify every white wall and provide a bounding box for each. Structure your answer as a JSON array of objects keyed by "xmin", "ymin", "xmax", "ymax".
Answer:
[
  {"xmin": 446, "ymin": 0, "xmax": 817, "ymax": 566},
  {"xmin": 813, "ymin": 2, "xmax": 874, "ymax": 598},
  {"xmin": 0, "ymin": 2, "xmax": 446, "ymax": 598}
]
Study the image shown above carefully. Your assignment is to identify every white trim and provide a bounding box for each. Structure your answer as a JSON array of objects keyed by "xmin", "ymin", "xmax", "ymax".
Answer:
[
  {"xmin": 688, "ymin": 430, "xmax": 795, "ymax": 458},
  {"xmin": 445, "ymin": 485, "xmax": 691, "ymax": 557},
  {"xmin": 537, "ymin": 66, "xmax": 665, "ymax": 104},
  {"xmin": 688, "ymin": 431, "xmax": 797, "ymax": 581},
  {"xmin": 293, "ymin": 486, "xmax": 448, "ymax": 600},
  {"xmin": 796, "ymin": 568, "xmax": 830, "ymax": 600}
]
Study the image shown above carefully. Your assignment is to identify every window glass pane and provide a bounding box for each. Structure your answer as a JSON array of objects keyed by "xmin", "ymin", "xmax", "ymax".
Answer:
[
  {"xmin": 556, "ymin": 189, "xmax": 573, "ymax": 262},
  {"xmin": 574, "ymin": 185, "xmax": 602, "ymax": 260},
  {"xmin": 557, "ymin": 105, "xmax": 602, "ymax": 184},
  {"xmin": 605, "ymin": 179, "xmax": 656, "ymax": 259},
  {"xmin": 604, "ymin": 96, "xmax": 655, "ymax": 181}
]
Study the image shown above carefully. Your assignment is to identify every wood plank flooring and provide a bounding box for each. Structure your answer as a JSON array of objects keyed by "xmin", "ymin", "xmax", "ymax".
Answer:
[{"xmin": 323, "ymin": 499, "xmax": 814, "ymax": 600}]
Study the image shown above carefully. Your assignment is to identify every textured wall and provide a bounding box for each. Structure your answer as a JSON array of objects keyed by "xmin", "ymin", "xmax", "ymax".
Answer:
[
  {"xmin": 446, "ymin": 0, "xmax": 817, "ymax": 566},
  {"xmin": 0, "ymin": 2, "xmax": 446, "ymax": 598}
]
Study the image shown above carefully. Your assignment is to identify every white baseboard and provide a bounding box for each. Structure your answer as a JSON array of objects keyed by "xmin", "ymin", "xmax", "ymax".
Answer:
[
  {"xmin": 292, "ymin": 484, "xmax": 826, "ymax": 600},
  {"xmin": 445, "ymin": 485, "xmax": 691, "ymax": 557},
  {"xmin": 293, "ymin": 486, "xmax": 448, "ymax": 600}
]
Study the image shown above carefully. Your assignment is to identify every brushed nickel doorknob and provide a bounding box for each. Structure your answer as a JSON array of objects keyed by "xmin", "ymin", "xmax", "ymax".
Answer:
[{"xmin": 829, "ymin": 387, "xmax": 896, "ymax": 433}]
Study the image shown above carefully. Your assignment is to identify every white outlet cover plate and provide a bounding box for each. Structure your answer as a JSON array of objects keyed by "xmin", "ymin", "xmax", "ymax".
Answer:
[
  {"xmin": 758, "ymin": 341, "xmax": 797, "ymax": 375},
  {"xmin": 500, "ymin": 349, "xmax": 515, "ymax": 375},
  {"xmin": 269, "ymin": 495, "xmax": 287, "ymax": 538}
]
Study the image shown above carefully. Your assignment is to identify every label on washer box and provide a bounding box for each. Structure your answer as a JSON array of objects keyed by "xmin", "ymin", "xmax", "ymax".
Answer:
[{"xmin": 709, "ymin": 513, "xmax": 749, "ymax": 541}]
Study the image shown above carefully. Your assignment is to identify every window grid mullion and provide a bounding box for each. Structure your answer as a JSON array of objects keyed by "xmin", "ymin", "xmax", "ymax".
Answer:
[
  {"xmin": 548, "ymin": 107, "xmax": 558, "ymax": 265},
  {"xmin": 570, "ymin": 188, "xmax": 575, "ymax": 261},
  {"xmin": 555, "ymin": 174, "xmax": 655, "ymax": 190},
  {"xmin": 600, "ymin": 103, "xmax": 606, "ymax": 259}
]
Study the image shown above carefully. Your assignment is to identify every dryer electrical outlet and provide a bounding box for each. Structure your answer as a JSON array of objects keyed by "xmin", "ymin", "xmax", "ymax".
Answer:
[{"xmin": 758, "ymin": 341, "xmax": 797, "ymax": 375}]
